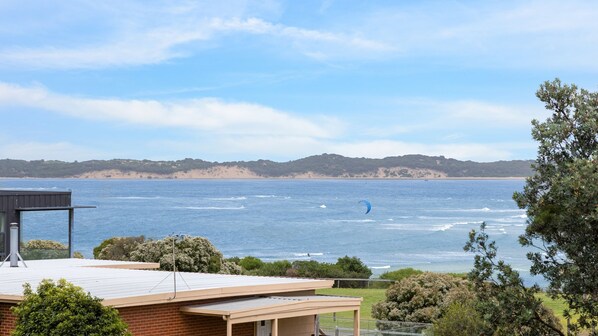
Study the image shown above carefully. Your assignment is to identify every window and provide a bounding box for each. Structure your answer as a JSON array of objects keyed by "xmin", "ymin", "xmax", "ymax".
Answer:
[{"xmin": 20, "ymin": 210, "xmax": 69, "ymax": 260}]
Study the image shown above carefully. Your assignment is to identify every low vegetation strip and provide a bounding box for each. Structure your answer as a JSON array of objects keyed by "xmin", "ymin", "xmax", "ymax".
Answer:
[{"xmin": 0, "ymin": 154, "xmax": 533, "ymax": 178}]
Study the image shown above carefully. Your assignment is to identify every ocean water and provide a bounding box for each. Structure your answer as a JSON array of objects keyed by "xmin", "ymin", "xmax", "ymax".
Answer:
[{"xmin": 0, "ymin": 179, "xmax": 542, "ymax": 283}]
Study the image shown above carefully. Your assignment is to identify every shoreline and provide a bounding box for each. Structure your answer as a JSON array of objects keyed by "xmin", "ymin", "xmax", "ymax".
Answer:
[{"xmin": 0, "ymin": 176, "xmax": 527, "ymax": 180}]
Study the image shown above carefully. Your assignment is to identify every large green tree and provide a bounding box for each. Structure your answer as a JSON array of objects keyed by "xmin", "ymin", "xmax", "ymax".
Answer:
[
  {"xmin": 11, "ymin": 279, "xmax": 130, "ymax": 336},
  {"xmin": 513, "ymin": 79, "xmax": 598, "ymax": 330},
  {"xmin": 465, "ymin": 223, "xmax": 563, "ymax": 335}
]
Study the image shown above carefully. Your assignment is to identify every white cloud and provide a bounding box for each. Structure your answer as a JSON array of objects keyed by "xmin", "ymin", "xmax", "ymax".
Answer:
[
  {"xmin": 0, "ymin": 2, "xmax": 391, "ymax": 69},
  {"xmin": 0, "ymin": 81, "xmax": 541, "ymax": 162},
  {"xmin": 1, "ymin": 1, "xmax": 595, "ymax": 69},
  {"xmin": 0, "ymin": 82, "xmax": 337, "ymax": 138}
]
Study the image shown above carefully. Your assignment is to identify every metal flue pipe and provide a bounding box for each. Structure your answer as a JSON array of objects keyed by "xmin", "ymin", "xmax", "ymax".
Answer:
[{"xmin": 10, "ymin": 222, "xmax": 19, "ymax": 267}]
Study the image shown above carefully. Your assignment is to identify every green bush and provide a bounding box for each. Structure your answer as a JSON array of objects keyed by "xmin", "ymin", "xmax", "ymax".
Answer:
[
  {"xmin": 336, "ymin": 255, "xmax": 372, "ymax": 278},
  {"xmin": 11, "ymin": 279, "xmax": 130, "ymax": 336},
  {"xmin": 20, "ymin": 240, "xmax": 82, "ymax": 260},
  {"xmin": 251, "ymin": 260, "xmax": 292, "ymax": 276},
  {"xmin": 379, "ymin": 268, "xmax": 424, "ymax": 282},
  {"xmin": 238, "ymin": 256, "xmax": 264, "ymax": 271},
  {"xmin": 372, "ymin": 272, "xmax": 474, "ymax": 323},
  {"xmin": 239, "ymin": 256, "xmax": 371, "ymax": 284},
  {"xmin": 432, "ymin": 301, "xmax": 487, "ymax": 336},
  {"xmin": 130, "ymin": 235, "xmax": 241, "ymax": 274},
  {"xmin": 93, "ymin": 236, "xmax": 145, "ymax": 260}
]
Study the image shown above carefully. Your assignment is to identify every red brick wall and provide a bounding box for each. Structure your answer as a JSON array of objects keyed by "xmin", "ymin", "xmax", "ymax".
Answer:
[
  {"xmin": 0, "ymin": 303, "xmax": 17, "ymax": 336},
  {"xmin": 118, "ymin": 300, "xmax": 255, "ymax": 336},
  {"xmin": 0, "ymin": 301, "xmax": 255, "ymax": 336}
]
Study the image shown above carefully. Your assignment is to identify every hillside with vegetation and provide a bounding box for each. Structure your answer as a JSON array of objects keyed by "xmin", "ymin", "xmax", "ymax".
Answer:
[{"xmin": 0, "ymin": 154, "xmax": 533, "ymax": 178}]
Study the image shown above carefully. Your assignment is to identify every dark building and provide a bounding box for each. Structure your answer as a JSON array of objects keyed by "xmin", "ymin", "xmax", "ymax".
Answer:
[{"xmin": 0, "ymin": 190, "xmax": 92, "ymax": 260}]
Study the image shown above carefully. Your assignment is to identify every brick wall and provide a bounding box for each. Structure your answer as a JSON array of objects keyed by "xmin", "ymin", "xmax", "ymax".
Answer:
[
  {"xmin": 0, "ymin": 301, "xmax": 255, "ymax": 336},
  {"xmin": 118, "ymin": 300, "xmax": 255, "ymax": 336},
  {"xmin": 0, "ymin": 303, "xmax": 16, "ymax": 336}
]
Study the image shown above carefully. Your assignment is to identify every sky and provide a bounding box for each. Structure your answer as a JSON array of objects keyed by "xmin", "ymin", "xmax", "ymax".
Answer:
[{"xmin": 0, "ymin": 0, "xmax": 597, "ymax": 163}]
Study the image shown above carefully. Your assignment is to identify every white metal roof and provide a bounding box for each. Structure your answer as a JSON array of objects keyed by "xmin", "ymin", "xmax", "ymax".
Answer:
[
  {"xmin": 0, "ymin": 259, "xmax": 333, "ymax": 307},
  {"xmin": 183, "ymin": 295, "xmax": 360, "ymax": 313},
  {"xmin": 0, "ymin": 258, "xmax": 159, "ymax": 270}
]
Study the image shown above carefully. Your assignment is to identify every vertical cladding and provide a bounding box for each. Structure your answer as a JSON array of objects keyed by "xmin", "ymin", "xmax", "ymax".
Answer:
[
  {"xmin": 118, "ymin": 300, "xmax": 255, "ymax": 336},
  {"xmin": 0, "ymin": 191, "xmax": 73, "ymax": 257}
]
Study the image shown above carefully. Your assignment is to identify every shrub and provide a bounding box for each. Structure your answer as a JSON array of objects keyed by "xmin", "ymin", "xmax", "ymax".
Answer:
[
  {"xmin": 11, "ymin": 279, "xmax": 130, "ymax": 336},
  {"xmin": 20, "ymin": 240, "xmax": 83, "ymax": 260},
  {"xmin": 252, "ymin": 260, "xmax": 292, "ymax": 276},
  {"xmin": 372, "ymin": 272, "xmax": 474, "ymax": 323},
  {"xmin": 379, "ymin": 268, "xmax": 424, "ymax": 282},
  {"xmin": 238, "ymin": 256, "xmax": 264, "ymax": 271},
  {"xmin": 336, "ymin": 255, "xmax": 372, "ymax": 278},
  {"xmin": 93, "ymin": 236, "xmax": 145, "ymax": 260},
  {"xmin": 130, "ymin": 235, "xmax": 241, "ymax": 274},
  {"xmin": 432, "ymin": 301, "xmax": 487, "ymax": 336}
]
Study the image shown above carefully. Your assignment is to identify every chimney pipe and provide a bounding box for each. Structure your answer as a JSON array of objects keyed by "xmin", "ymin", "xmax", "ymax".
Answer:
[
  {"xmin": 0, "ymin": 223, "xmax": 26, "ymax": 268},
  {"xmin": 10, "ymin": 222, "xmax": 19, "ymax": 267}
]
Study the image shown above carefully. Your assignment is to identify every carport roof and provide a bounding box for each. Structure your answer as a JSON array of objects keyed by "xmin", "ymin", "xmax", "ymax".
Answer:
[{"xmin": 181, "ymin": 295, "xmax": 362, "ymax": 324}]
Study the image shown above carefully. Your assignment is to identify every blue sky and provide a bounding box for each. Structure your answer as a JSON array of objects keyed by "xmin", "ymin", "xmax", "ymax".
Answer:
[{"xmin": 0, "ymin": 0, "xmax": 596, "ymax": 162}]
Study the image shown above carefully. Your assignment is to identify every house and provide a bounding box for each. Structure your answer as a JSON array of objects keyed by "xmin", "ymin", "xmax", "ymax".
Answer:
[
  {"xmin": 0, "ymin": 259, "xmax": 362, "ymax": 335},
  {"xmin": 0, "ymin": 190, "xmax": 94, "ymax": 260},
  {"xmin": 0, "ymin": 190, "xmax": 362, "ymax": 335}
]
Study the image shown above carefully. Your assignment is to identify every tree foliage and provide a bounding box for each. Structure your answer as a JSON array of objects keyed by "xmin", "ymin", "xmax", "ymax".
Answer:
[
  {"xmin": 513, "ymin": 79, "xmax": 598, "ymax": 330},
  {"xmin": 236, "ymin": 256, "xmax": 264, "ymax": 271},
  {"xmin": 237, "ymin": 256, "xmax": 372, "ymax": 284},
  {"xmin": 371, "ymin": 272, "xmax": 474, "ymax": 323},
  {"xmin": 11, "ymin": 279, "xmax": 130, "ymax": 336},
  {"xmin": 21, "ymin": 240, "xmax": 83, "ymax": 259},
  {"xmin": 379, "ymin": 268, "xmax": 424, "ymax": 282},
  {"xmin": 129, "ymin": 235, "xmax": 241, "ymax": 274},
  {"xmin": 93, "ymin": 236, "xmax": 145, "ymax": 260},
  {"xmin": 465, "ymin": 223, "xmax": 564, "ymax": 335},
  {"xmin": 432, "ymin": 301, "xmax": 487, "ymax": 336}
]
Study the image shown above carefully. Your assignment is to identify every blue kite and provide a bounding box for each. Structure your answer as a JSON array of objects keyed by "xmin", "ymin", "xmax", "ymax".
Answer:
[{"xmin": 359, "ymin": 200, "xmax": 372, "ymax": 214}]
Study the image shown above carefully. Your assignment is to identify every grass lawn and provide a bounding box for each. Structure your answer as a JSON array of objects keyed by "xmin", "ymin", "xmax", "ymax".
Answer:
[
  {"xmin": 536, "ymin": 292, "xmax": 572, "ymax": 327},
  {"xmin": 316, "ymin": 288, "xmax": 386, "ymax": 319}
]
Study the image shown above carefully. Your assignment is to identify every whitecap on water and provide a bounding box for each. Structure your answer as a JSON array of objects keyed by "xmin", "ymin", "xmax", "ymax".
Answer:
[
  {"xmin": 111, "ymin": 196, "xmax": 161, "ymax": 200},
  {"xmin": 176, "ymin": 206, "xmax": 246, "ymax": 210},
  {"xmin": 331, "ymin": 219, "xmax": 376, "ymax": 223},
  {"xmin": 293, "ymin": 252, "xmax": 324, "ymax": 257},
  {"xmin": 207, "ymin": 196, "xmax": 247, "ymax": 201}
]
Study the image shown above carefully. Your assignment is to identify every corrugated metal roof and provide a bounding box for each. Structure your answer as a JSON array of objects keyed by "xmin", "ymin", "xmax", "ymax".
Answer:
[
  {"xmin": 183, "ymin": 295, "xmax": 359, "ymax": 313},
  {"xmin": 0, "ymin": 259, "xmax": 333, "ymax": 307},
  {"xmin": 0, "ymin": 258, "xmax": 158, "ymax": 269},
  {"xmin": 180, "ymin": 295, "xmax": 362, "ymax": 323}
]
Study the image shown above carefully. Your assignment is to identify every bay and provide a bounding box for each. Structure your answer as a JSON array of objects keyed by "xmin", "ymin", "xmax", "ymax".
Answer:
[{"xmin": 0, "ymin": 179, "xmax": 539, "ymax": 282}]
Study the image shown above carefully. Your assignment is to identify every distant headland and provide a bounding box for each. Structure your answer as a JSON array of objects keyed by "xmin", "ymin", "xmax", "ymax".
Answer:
[{"xmin": 0, "ymin": 154, "xmax": 533, "ymax": 179}]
